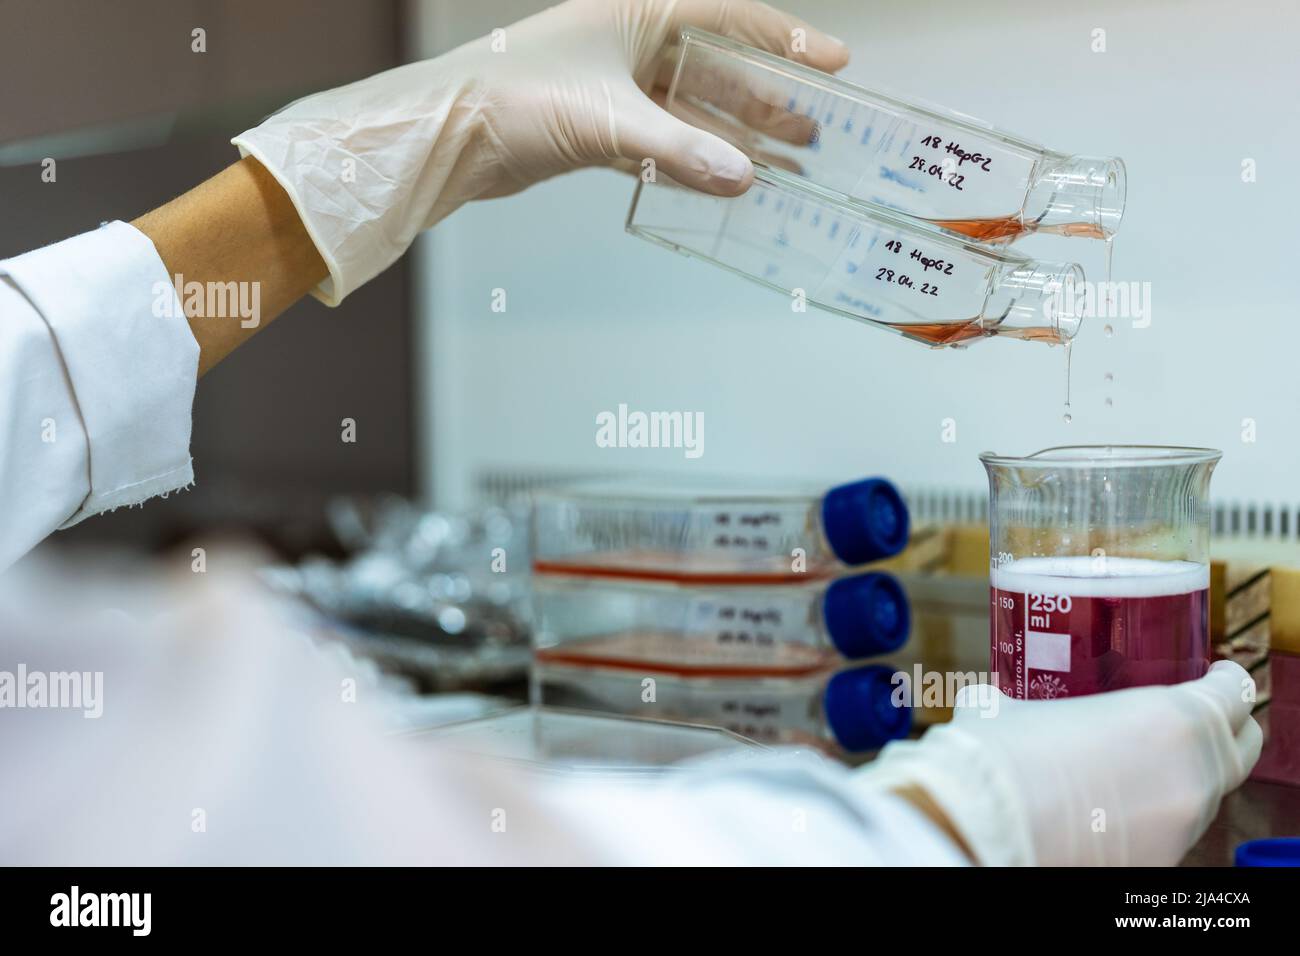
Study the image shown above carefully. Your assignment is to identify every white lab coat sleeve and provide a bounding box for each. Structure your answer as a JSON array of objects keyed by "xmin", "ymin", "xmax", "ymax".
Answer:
[
  {"xmin": 533, "ymin": 750, "xmax": 971, "ymax": 865},
  {"xmin": 0, "ymin": 222, "xmax": 197, "ymax": 567}
]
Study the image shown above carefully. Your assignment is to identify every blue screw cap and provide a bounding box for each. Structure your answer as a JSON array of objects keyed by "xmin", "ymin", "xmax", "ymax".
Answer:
[
  {"xmin": 821, "ymin": 478, "xmax": 909, "ymax": 566},
  {"xmin": 822, "ymin": 572, "xmax": 910, "ymax": 659},
  {"xmin": 1235, "ymin": 838, "xmax": 1300, "ymax": 867},
  {"xmin": 822, "ymin": 664, "xmax": 912, "ymax": 752}
]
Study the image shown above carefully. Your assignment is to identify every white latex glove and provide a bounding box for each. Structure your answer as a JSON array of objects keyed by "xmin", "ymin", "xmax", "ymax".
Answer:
[
  {"xmin": 856, "ymin": 661, "xmax": 1264, "ymax": 866},
  {"xmin": 232, "ymin": 0, "xmax": 849, "ymax": 305}
]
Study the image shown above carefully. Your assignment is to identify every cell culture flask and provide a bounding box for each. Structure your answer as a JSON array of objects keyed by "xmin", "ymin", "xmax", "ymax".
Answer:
[
  {"xmin": 533, "ymin": 660, "xmax": 912, "ymax": 754},
  {"xmin": 669, "ymin": 27, "xmax": 1125, "ymax": 242},
  {"xmin": 531, "ymin": 476, "xmax": 910, "ymax": 582},
  {"xmin": 532, "ymin": 570, "xmax": 910, "ymax": 673},
  {"xmin": 627, "ymin": 167, "xmax": 1086, "ymax": 348}
]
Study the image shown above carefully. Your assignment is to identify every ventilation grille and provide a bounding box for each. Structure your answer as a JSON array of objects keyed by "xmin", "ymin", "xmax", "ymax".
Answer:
[
  {"xmin": 474, "ymin": 470, "xmax": 1299, "ymax": 540},
  {"xmin": 901, "ymin": 488, "xmax": 988, "ymax": 525},
  {"xmin": 475, "ymin": 469, "xmax": 618, "ymax": 505},
  {"xmin": 904, "ymin": 489, "xmax": 1300, "ymax": 539}
]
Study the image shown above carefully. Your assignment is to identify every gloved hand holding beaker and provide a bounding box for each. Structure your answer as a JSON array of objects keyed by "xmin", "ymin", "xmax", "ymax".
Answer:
[
  {"xmin": 859, "ymin": 661, "xmax": 1263, "ymax": 866},
  {"xmin": 232, "ymin": 0, "xmax": 850, "ymax": 305}
]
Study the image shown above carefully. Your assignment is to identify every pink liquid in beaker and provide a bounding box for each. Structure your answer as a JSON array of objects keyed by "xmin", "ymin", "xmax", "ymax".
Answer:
[{"xmin": 990, "ymin": 556, "xmax": 1209, "ymax": 699}]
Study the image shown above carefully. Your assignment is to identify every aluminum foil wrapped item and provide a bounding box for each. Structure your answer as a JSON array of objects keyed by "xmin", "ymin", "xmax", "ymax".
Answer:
[{"xmin": 262, "ymin": 496, "xmax": 532, "ymax": 691}]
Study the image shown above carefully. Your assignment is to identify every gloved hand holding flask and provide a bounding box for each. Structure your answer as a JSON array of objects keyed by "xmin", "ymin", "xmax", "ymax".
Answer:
[{"xmin": 232, "ymin": 0, "xmax": 850, "ymax": 304}]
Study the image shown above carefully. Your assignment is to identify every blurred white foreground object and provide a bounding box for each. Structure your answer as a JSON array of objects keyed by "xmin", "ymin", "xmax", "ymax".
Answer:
[
  {"xmin": 0, "ymin": 553, "xmax": 959, "ymax": 865},
  {"xmin": 0, "ymin": 552, "xmax": 1258, "ymax": 866},
  {"xmin": 413, "ymin": 707, "xmax": 762, "ymax": 776}
]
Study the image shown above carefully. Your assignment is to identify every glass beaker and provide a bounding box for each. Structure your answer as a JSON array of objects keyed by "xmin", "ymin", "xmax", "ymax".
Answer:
[{"xmin": 980, "ymin": 446, "xmax": 1220, "ymax": 699}]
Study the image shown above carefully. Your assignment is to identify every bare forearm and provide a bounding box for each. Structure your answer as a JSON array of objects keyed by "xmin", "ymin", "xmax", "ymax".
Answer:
[{"xmin": 132, "ymin": 157, "xmax": 327, "ymax": 376}]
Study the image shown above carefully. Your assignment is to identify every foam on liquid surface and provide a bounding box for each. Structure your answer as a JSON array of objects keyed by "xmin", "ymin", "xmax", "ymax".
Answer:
[{"xmin": 993, "ymin": 555, "xmax": 1208, "ymax": 598}]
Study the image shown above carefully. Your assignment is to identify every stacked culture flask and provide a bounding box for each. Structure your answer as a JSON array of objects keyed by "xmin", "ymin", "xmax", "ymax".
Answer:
[{"xmin": 530, "ymin": 477, "xmax": 917, "ymax": 752}]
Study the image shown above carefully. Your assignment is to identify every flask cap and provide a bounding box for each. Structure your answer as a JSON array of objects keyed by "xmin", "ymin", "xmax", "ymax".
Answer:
[
  {"xmin": 822, "ymin": 572, "xmax": 910, "ymax": 658},
  {"xmin": 823, "ymin": 665, "xmax": 912, "ymax": 752},
  {"xmin": 821, "ymin": 478, "xmax": 909, "ymax": 566}
]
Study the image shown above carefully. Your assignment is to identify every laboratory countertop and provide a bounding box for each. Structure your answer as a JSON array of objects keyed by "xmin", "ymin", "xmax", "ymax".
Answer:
[{"xmin": 1183, "ymin": 780, "xmax": 1300, "ymax": 866}]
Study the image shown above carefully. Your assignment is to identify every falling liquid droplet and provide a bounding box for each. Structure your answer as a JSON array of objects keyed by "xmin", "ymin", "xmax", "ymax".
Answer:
[
  {"xmin": 1063, "ymin": 412, "xmax": 1073, "ymax": 424},
  {"xmin": 1104, "ymin": 324, "xmax": 1114, "ymax": 338},
  {"xmin": 1104, "ymin": 237, "xmax": 1115, "ymax": 313},
  {"xmin": 1104, "ymin": 372, "xmax": 1114, "ymax": 383},
  {"xmin": 1105, "ymin": 397, "xmax": 1114, "ymax": 407},
  {"xmin": 1062, "ymin": 340, "xmax": 1073, "ymax": 425}
]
